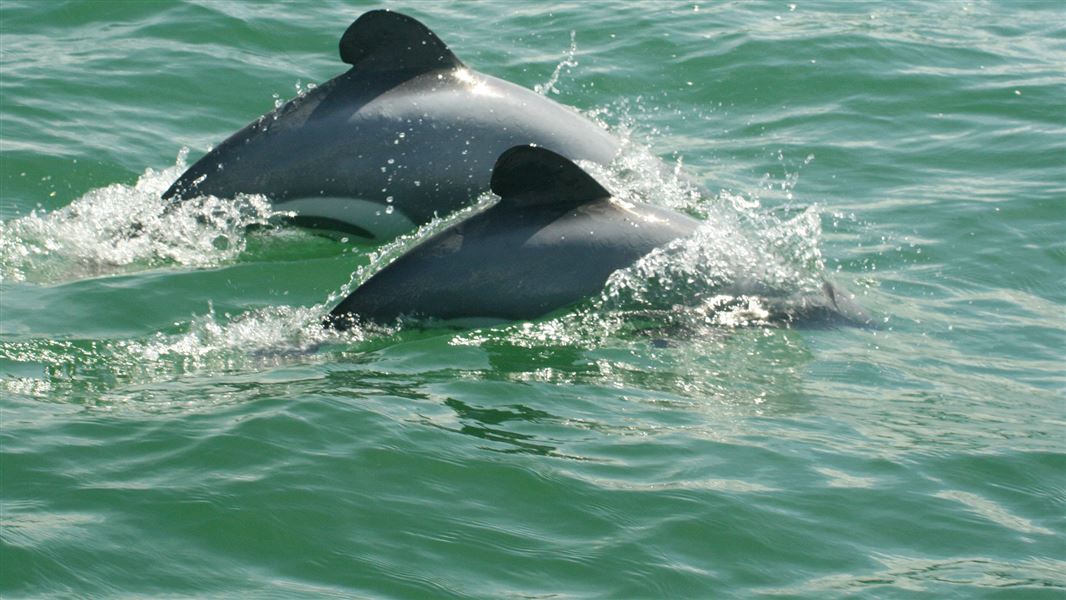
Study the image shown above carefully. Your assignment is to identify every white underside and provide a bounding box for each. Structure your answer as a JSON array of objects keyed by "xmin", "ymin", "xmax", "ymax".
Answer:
[{"xmin": 275, "ymin": 197, "xmax": 417, "ymax": 240}]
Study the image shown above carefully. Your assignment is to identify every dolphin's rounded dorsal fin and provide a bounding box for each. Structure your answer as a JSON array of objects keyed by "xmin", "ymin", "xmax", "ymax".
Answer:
[
  {"xmin": 491, "ymin": 145, "xmax": 612, "ymax": 209},
  {"xmin": 340, "ymin": 10, "xmax": 465, "ymax": 74}
]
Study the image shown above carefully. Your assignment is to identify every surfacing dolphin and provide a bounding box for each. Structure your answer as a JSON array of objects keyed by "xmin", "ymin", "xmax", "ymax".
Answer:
[
  {"xmin": 325, "ymin": 146, "xmax": 698, "ymax": 328},
  {"xmin": 162, "ymin": 10, "xmax": 619, "ymax": 240},
  {"xmin": 326, "ymin": 146, "xmax": 871, "ymax": 330}
]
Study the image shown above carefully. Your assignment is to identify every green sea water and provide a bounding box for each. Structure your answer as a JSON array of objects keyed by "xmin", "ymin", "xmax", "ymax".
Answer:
[{"xmin": 1, "ymin": 1, "xmax": 1064, "ymax": 597}]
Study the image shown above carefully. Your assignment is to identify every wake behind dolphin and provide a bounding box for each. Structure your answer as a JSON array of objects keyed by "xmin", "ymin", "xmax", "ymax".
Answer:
[{"xmin": 163, "ymin": 10, "xmax": 620, "ymax": 240}]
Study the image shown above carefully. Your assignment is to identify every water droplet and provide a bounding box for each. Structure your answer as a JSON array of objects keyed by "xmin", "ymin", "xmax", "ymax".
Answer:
[
  {"xmin": 386, "ymin": 196, "xmax": 394, "ymax": 203},
  {"xmin": 385, "ymin": 205, "xmax": 394, "ymax": 215}
]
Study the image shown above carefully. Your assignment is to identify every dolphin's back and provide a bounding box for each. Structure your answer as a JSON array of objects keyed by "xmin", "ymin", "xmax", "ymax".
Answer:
[
  {"xmin": 338, "ymin": 200, "xmax": 697, "ymax": 322},
  {"xmin": 328, "ymin": 147, "xmax": 699, "ymax": 326},
  {"xmin": 163, "ymin": 11, "xmax": 620, "ymax": 239}
]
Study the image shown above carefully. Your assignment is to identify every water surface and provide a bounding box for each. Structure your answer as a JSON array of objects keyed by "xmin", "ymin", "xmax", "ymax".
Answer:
[{"xmin": 2, "ymin": 1, "xmax": 1064, "ymax": 597}]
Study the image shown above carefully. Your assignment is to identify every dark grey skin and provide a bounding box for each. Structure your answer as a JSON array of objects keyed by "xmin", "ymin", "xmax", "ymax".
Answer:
[
  {"xmin": 327, "ymin": 146, "xmax": 873, "ymax": 330},
  {"xmin": 327, "ymin": 146, "xmax": 699, "ymax": 327},
  {"xmin": 163, "ymin": 10, "xmax": 619, "ymax": 240}
]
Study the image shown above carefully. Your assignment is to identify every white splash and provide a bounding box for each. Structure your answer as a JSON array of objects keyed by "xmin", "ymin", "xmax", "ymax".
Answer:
[
  {"xmin": 0, "ymin": 68, "xmax": 848, "ymax": 403},
  {"xmin": 0, "ymin": 149, "xmax": 282, "ymax": 284},
  {"xmin": 534, "ymin": 31, "xmax": 579, "ymax": 96},
  {"xmin": 0, "ymin": 300, "xmax": 382, "ymax": 403},
  {"xmin": 448, "ymin": 122, "xmax": 836, "ymax": 349}
]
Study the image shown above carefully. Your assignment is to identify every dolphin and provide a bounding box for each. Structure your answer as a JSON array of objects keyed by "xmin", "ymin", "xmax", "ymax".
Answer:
[
  {"xmin": 162, "ymin": 10, "xmax": 620, "ymax": 240},
  {"xmin": 325, "ymin": 145, "xmax": 699, "ymax": 328},
  {"xmin": 325, "ymin": 146, "xmax": 872, "ymax": 330}
]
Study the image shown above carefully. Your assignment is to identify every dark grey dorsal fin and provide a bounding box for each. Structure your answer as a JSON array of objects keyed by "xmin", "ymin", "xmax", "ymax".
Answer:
[
  {"xmin": 340, "ymin": 10, "xmax": 464, "ymax": 74},
  {"xmin": 491, "ymin": 146, "xmax": 612, "ymax": 209}
]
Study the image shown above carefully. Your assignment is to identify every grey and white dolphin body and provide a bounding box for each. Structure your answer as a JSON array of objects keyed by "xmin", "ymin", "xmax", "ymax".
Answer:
[
  {"xmin": 326, "ymin": 146, "xmax": 700, "ymax": 328},
  {"xmin": 326, "ymin": 146, "xmax": 872, "ymax": 330},
  {"xmin": 162, "ymin": 10, "xmax": 620, "ymax": 240}
]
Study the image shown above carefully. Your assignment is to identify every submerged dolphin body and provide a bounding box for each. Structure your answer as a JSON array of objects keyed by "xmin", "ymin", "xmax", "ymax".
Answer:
[
  {"xmin": 163, "ymin": 10, "xmax": 619, "ymax": 240},
  {"xmin": 326, "ymin": 146, "xmax": 871, "ymax": 330}
]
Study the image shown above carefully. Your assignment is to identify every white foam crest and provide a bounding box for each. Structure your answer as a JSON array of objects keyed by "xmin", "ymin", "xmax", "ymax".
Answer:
[
  {"xmin": 578, "ymin": 149, "xmax": 706, "ymax": 218},
  {"xmin": 602, "ymin": 205, "xmax": 824, "ymax": 309},
  {"xmin": 111, "ymin": 303, "xmax": 345, "ymax": 373},
  {"xmin": 0, "ymin": 299, "xmax": 386, "ymax": 401},
  {"xmin": 0, "ymin": 149, "xmax": 281, "ymax": 284},
  {"xmin": 576, "ymin": 100, "xmax": 710, "ymax": 217},
  {"xmin": 451, "ymin": 182, "xmax": 832, "ymax": 348},
  {"xmin": 572, "ymin": 119, "xmax": 828, "ymax": 324}
]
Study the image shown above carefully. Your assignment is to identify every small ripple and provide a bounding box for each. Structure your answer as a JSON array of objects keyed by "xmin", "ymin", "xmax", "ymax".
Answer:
[
  {"xmin": 934, "ymin": 489, "xmax": 1055, "ymax": 536},
  {"xmin": 771, "ymin": 556, "xmax": 1066, "ymax": 594}
]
